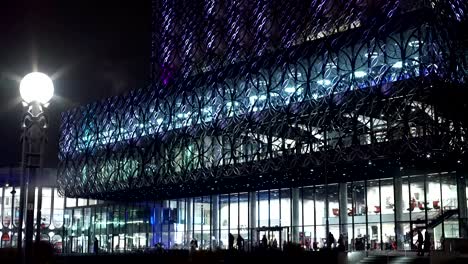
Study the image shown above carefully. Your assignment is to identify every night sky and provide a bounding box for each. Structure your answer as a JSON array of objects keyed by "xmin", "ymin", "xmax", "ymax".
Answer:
[{"xmin": 0, "ymin": 1, "xmax": 152, "ymax": 168}]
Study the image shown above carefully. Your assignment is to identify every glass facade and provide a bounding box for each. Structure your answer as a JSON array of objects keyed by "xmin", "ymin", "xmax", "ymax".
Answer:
[
  {"xmin": 0, "ymin": 186, "xmax": 66, "ymax": 252},
  {"xmin": 60, "ymin": 171, "xmax": 468, "ymax": 254}
]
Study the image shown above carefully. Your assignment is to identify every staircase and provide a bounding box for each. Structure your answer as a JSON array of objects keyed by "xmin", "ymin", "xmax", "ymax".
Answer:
[{"xmin": 411, "ymin": 209, "xmax": 459, "ymax": 236}]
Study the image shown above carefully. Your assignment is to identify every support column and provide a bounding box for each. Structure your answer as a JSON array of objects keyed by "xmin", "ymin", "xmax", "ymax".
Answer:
[
  {"xmin": 163, "ymin": 200, "xmax": 174, "ymax": 248},
  {"xmin": 186, "ymin": 198, "xmax": 193, "ymax": 247},
  {"xmin": 394, "ymin": 174, "xmax": 404, "ymax": 249},
  {"xmin": 339, "ymin": 183, "xmax": 348, "ymax": 246},
  {"xmin": 292, "ymin": 188, "xmax": 300, "ymax": 243},
  {"xmin": 211, "ymin": 195, "xmax": 219, "ymax": 248},
  {"xmin": 152, "ymin": 203, "xmax": 161, "ymax": 246},
  {"xmin": 457, "ymin": 172, "xmax": 467, "ymax": 238},
  {"xmin": 249, "ymin": 192, "xmax": 257, "ymax": 247}
]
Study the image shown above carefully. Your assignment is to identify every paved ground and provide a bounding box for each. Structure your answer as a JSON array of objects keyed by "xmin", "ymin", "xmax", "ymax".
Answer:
[{"xmin": 351, "ymin": 251, "xmax": 468, "ymax": 264}]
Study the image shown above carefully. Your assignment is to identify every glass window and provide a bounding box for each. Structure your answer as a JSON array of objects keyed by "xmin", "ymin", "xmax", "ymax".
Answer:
[
  {"xmin": 380, "ymin": 178, "xmax": 395, "ymax": 250},
  {"xmin": 238, "ymin": 192, "xmax": 248, "ymax": 246},
  {"xmin": 41, "ymin": 188, "xmax": 53, "ymax": 229},
  {"xmin": 441, "ymin": 172, "xmax": 459, "ymax": 238},
  {"xmin": 13, "ymin": 188, "xmax": 21, "ymax": 228},
  {"xmin": 211, "ymin": 195, "xmax": 220, "ymax": 249},
  {"xmin": 367, "ymin": 180, "xmax": 380, "ymax": 250},
  {"xmin": 52, "ymin": 188, "xmax": 64, "ymax": 229},
  {"xmin": 51, "ymin": 234, "xmax": 62, "ymax": 253},
  {"xmin": 219, "ymin": 194, "xmax": 229, "ymax": 248},
  {"xmin": 175, "ymin": 198, "xmax": 186, "ymax": 248},
  {"xmin": 201, "ymin": 196, "xmax": 211, "ymax": 250},
  {"xmin": 194, "ymin": 196, "xmax": 203, "ymax": 232},
  {"xmin": 350, "ymin": 181, "xmax": 367, "ymax": 251},
  {"xmin": 229, "ymin": 193, "xmax": 239, "ymax": 235},
  {"xmin": 194, "ymin": 197, "xmax": 204, "ymax": 249},
  {"xmin": 3, "ymin": 187, "xmax": 13, "ymax": 228},
  {"xmin": 77, "ymin": 198, "xmax": 87, "ymax": 207},
  {"xmin": 441, "ymin": 172, "xmax": 458, "ymax": 210},
  {"xmin": 258, "ymin": 190, "xmax": 269, "ymax": 227},
  {"xmin": 291, "ymin": 188, "xmax": 302, "ymax": 244},
  {"xmin": 425, "ymin": 173, "xmax": 444, "ymax": 248},
  {"xmin": 409, "ymin": 175, "xmax": 426, "ymax": 223},
  {"xmin": 0, "ymin": 187, "xmax": 2, "ymax": 228},
  {"xmin": 303, "ymin": 186, "xmax": 315, "ymax": 249},
  {"xmin": 315, "ymin": 185, "xmax": 326, "ymax": 248},
  {"xmin": 327, "ymin": 184, "xmax": 340, "ymax": 247},
  {"xmin": 270, "ymin": 190, "xmax": 280, "ymax": 227},
  {"xmin": 66, "ymin": 197, "xmax": 76, "ymax": 208}
]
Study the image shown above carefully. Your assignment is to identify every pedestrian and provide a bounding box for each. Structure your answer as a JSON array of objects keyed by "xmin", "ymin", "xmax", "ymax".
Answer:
[
  {"xmin": 93, "ymin": 237, "xmax": 99, "ymax": 254},
  {"xmin": 228, "ymin": 233, "xmax": 235, "ymax": 250},
  {"xmin": 313, "ymin": 241, "xmax": 318, "ymax": 251},
  {"xmin": 337, "ymin": 234, "xmax": 345, "ymax": 251},
  {"xmin": 237, "ymin": 234, "xmax": 244, "ymax": 251},
  {"xmin": 440, "ymin": 235, "xmax": 445, "ymax": 251},
  {"xmin": 417, "ymin": 230, "xmax": 423, "ymax": 256},
  {"xmin": 327, "ymin": 232, "xmax": 335, "ymax": 249},
  {"xmin": 424, "ymin": 231, "xmax": 431, "ymax": 256},
  {"xmin": 261, "ymin": 234, "xmax": 268, "ymax": 248},
  {"xmin": 190, "ymin": 238, "xmax": 196, "ymax": 252},
  {"xmin": 272, "ymin": 238, "xmax": 278, "ymax": 249}
]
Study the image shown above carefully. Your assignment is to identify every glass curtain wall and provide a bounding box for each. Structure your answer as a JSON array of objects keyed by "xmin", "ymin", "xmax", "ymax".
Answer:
[{"xmin": 61, "ymin": 171, "xmax": 466, "ymax": 253}]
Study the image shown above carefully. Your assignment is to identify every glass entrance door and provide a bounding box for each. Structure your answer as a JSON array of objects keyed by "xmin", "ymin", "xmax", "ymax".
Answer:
[{"xmin": 256, "ymin": 227, "xmax": 287, "ymax": 249}]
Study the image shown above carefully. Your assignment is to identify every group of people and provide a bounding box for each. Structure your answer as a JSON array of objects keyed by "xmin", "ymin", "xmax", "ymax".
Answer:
[
  {"xmin": 228, "ymin": 233, "xmax": 245, "ymax": 251},
  {"xmin": 326, "ymin": 232, "xmax": 346, "ymax": 251},
  {"xmin": 93, "ymin": 230, "xmax": 433, "ymax": 256},
  {"xmin": 260, "ymin": 234, "xmax": 279, "ymax": 249},
  {"xmin": 416, "ymin": 230, "xmax": 431, "ymax": 256}
]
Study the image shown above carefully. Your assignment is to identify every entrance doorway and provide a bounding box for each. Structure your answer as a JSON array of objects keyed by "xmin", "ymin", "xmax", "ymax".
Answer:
[{"xmin": 256, "ymin": 226, "xmax": 289, "ymax": 249}]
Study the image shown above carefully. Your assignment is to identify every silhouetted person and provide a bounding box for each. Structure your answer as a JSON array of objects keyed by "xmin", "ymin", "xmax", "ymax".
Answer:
[
  {"xmin": 190, "ymin": 238, "xmax": 198, "ymax": 251},
  {"xmin": 93, "ymin": 237, "xmax": 99, "ymax": 254},
  {"xmin": 261, "ymin": 234, "xmax": 268, "ymax": 248},
  {"xmin": 337, "ymin": 234, "xmax": 345, "ymax": 251},
  {"xmin": 237, "ymin": 234, "xmax": 244, "ymax": 251},
  {"xmin": 228, "ymin": 233, "xmax": 235, "ymax": 250},
  {"xmin": 272, "ymin": 238, "xmax": 278, "ymax": 249},
  {"xmin": 424, "ymin": 231, "xmax": 431, "ymax": 256},
  {"xmin": 440, "ymin": 235, "xmax": 445, "ymax": 251},
  {"xmin": 327, "ymin": 232, "xmax": 335, "ymax": 249},
  {"xmin": 417, "ymin": 230, "xmax": 423, "ymax": 256},
  {"xmin": 313, "ymin": 241, "xmax": 319, "ymax": 251}
]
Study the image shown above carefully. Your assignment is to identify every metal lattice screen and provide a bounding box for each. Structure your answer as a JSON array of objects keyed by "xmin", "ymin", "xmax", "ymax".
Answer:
[{"xmin": 58, "ymin": 0, "xmax": 467, "ymax": 201}]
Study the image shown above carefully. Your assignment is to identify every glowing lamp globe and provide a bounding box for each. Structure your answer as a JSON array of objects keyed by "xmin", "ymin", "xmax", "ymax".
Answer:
[{"xmin": 19, "ymin": 72, "xmax": 54, "ymax": 104}]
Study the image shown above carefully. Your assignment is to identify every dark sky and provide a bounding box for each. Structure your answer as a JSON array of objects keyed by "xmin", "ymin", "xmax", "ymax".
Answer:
[{"xmin": 0, "ymin": 1, "xmax": 152, "ymax": 168}]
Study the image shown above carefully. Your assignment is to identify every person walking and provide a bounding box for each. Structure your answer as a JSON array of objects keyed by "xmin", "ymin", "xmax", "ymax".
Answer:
[
  {"xmin": 416, "ymin": 230, "xmax": 423, "ymax": 256},
  {"xmin": 261, "ymin": 234, "xmax": 268, "ymax": 248},
  {"xmin": 327, "ymin": 232, "xmax": 335, "ymax": 249},
  {"xmin": 237, "ymin": 234, "xmax": 245, "ymax": 251},
  {"xmin": 424, "ymin": 231, "xmax": 431, "ymax": 256},
  {"xmin": 337, "ymin": 234, "xmax": 345, "ymax": 251},
  {"xmin": 93, "ymin": 237, "xmax": 99, "ymax": 254},
  {"xmin": 272, "ymin": 238, "xmax": 278, "ymax": 249},
  {"xmin": 228, "ymin": 233, "xmax": 235, "ymax": 250}
]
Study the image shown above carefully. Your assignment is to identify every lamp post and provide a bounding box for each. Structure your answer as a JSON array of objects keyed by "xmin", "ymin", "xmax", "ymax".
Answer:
[{"xmin": 17, "ymin": 72, "xmax": 53, "ymax": 263}]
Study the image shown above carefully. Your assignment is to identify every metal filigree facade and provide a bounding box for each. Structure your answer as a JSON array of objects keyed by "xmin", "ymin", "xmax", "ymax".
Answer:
[{"xmin": 58, "ymin": 0, "xmax": 467, "ymax": 201}]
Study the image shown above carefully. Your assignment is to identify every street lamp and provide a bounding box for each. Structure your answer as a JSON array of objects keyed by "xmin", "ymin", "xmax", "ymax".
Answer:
[
  {"xmin": 17, "ymin": 72, "xmax": 53, "ymax": 263},
  {"xmin": 20, "ymin": 72, "xmax": 54, "ymax": 105}
]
